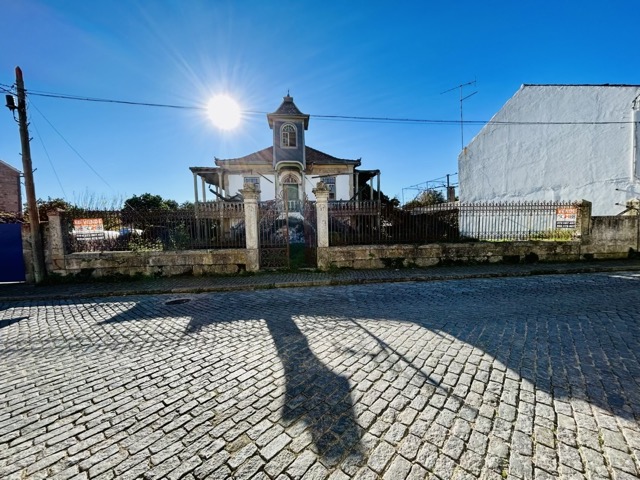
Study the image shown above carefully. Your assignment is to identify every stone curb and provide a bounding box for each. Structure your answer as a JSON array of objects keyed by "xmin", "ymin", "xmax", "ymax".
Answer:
[{"xmin": 2, "ymin": 263, "xmax": 640, "ymax": 302}]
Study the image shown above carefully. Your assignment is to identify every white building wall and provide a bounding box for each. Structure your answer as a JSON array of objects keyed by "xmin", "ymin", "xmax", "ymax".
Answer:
[
  {"xmin": 227, "ymin": 174, "xmax": 245, "ymax": 198},
  {"xmin": 227, "ymin": 174, "xmax": 276, "ymax": 200},
  {"xmin": 304, "ymin": 174, "xmax": 352, "ymax": 200},
  {"xmin": 459, "ymin": 85, "xmax": 640, "ymax": 215},
  {"xmin": 335, "ymin": 175, "xmax": 351, "ymax": 200},
  {"xmin": 258, "ymin": 175, "xmax": 276, "ymax": 199},
  {"xmin": 304, "ymin": 177, "xmax": 316, "ymax": 199},
  {"xmin": 228, "ymin": 170, "xmax": 353, "ymax": 201}
]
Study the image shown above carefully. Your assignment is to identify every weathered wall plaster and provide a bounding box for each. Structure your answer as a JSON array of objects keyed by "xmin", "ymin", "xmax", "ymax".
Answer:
[{"xmin": 459, "ymin": 85, "xmax": 640, "ymax": 215}]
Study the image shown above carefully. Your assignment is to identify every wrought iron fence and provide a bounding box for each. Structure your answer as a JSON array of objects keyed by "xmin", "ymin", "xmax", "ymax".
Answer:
[
  {"xmin": 258, "ymin": 198, "xmax": 290, "ymax": 269},
  {"xmin": 328, "ymin": 200, "xmax": 581, "ymax": 245},
  {"xmin": 457, "ymin": 201, "xmax": 580, "ymax": 241},
  {"xmin": 61, "ymin": 203, "xmax": 245, "ymax": 253}
]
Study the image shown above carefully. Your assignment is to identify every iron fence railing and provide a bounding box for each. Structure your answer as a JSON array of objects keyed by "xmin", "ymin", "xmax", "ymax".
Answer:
[
  {"xmin": 328, "ymin": 200, "xmax": 581, "ymax": 246},
  {"xmin": 61, "ymin": 203, "xmax": 245, "ymax": 253}
]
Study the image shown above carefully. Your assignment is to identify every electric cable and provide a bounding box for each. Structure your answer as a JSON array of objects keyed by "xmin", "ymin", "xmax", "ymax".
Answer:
[
  {"xmin": 29, "ymin": 112, "xmax": 69, "ymax": 200},
  {"xmin": 27, "ymin": 100, "xmax": 115, "ymax": 191},
  {"xmin": 2, "ymin": 83, "xmax": 638, "ymax": 126}
]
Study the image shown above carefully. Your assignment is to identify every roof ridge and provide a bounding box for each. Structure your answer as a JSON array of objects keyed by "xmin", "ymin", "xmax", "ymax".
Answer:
[{"xmin": 0, "ymin": 159, "xmax": 21, "ymax": 173}]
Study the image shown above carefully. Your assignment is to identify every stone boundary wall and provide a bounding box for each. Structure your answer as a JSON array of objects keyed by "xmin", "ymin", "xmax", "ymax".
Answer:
[
  {"xmin": 582, "ymin": 216, "xmax": 639, "ymax": 259},
  {"xmin": 52, "ymin": 249, "xmax": 248, "ymax": 278},
  {"xmin": 317, "ymin": 242, "xmax": 583, "ymax": 270},
  {"xmin": 316, "ymin": 214, "xmax": 639, "ymax": 270},
  {"xmin": 17, "ymin": 193, "xmax": 640, "ymax": 281}
]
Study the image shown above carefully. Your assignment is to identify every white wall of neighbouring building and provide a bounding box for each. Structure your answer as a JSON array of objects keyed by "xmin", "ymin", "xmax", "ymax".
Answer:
[{"xmin": 458, "ymin": 85, "xmax": 640, "ymax": 215}]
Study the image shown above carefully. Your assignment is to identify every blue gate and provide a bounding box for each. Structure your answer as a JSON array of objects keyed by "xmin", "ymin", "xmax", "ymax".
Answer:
[{"xmin": 0, "ymin": 224, "xmax": 26, "ymax": 282}]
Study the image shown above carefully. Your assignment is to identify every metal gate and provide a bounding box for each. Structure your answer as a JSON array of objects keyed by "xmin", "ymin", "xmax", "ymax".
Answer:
[
  {"xmin": 301, "ymin": 198, "xmax": 317, "ymax": 268},
  {"xmin": 0, "ymin": 223, "xmax": 26, "ymax": 282},
  {"xmin": 258, "ymin": 194, "xmax": 290, "ymax": 269}
]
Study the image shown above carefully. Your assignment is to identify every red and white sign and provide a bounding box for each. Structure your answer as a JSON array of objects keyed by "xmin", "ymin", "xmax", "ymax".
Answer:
[
  {"xmin": 555, "ymin": 207, "xmax": 577, "ymax": 229},
  {"xmin": 73, "ymin": 218, "xmax": 104, "ymax": 232}
]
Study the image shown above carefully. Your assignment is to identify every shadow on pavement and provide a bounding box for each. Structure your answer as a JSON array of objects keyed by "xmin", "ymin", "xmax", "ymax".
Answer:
[
  {"xmin": 86, "ymin": 272, "xmax": 640, "ymax": 462},
  {"xmin": 100, "ymin": 297, "xmax": 366, "ymax": 466},
  {"xmin": 264, "ymin": 315, "xmax": 362, "ymax": 465},
  {"xmin": 0, "ymin": 316, "xmax": 27, "ymax": 329}
]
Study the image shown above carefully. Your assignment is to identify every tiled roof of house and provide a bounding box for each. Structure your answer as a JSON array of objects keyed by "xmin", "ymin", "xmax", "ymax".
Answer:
[
  {"xmin": 271, "ymin": 95, "xmax": 305, "ymax": 116},
  {"xmin": 306, "ymin": 147, "xmax": 360, "ymax": 166},
  {"xmin": 215, "ymin": 146, "xmax": 360, "ymax": 166},
  {"xmin": 267, "ymin": 95, "xmax": 310, "ymax": 129},
  {"xmin": 216, "ymin": 147, "xmax": 273, "ymax": 165}
]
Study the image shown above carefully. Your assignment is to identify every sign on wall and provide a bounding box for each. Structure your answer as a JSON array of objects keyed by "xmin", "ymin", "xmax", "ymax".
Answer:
[
  {"xmin": 73, "ymin": 218, "xmax": 104, "ymax": 232},
  {"xmin": 555, "ymin": 207, "xmax": 577, "ymax": 229},
  {"xmin": 73, "ymin": 218, "xmax": 105, "ymax": 240}
]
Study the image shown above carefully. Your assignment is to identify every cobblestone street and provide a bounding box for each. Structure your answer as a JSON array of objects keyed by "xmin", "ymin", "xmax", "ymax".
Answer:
[{"xmin": 1, "ymin": 272, "xmax": 640, "ymax": 479}]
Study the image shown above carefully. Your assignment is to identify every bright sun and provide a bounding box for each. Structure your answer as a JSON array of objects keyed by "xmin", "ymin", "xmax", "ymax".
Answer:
[{"xmin": 207, "ymin": 95, "xmax": 241, "ymax": 130}]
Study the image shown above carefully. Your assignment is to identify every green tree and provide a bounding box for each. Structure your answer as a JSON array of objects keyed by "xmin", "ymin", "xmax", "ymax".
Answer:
[
  {"xmin": 25, "ymin": 197, "xmax": 77, "ymax": 221},
  {"xmin": 123, "ymin": 193, "xmax": 179, "ymax": 212},
  {"xmin": 403, "ymin": 189, "xmax": 446, "ymax": 210},
  {"xmin": 356, "ymin": 180, "xmax": 400, "ymax": 207}
]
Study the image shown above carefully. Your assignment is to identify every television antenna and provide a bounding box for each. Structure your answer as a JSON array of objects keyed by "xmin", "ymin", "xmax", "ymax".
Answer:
[
  {"xmin": 401, "ymin": 172, "xmax": 458, "ymax": 205},
  {"xmin": 441, "ymin": 80, "xmax": 477, "ymax": 150}
]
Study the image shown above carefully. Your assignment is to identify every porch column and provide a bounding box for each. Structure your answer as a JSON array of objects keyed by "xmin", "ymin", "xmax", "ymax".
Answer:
[
  {"xmin": 354, "ymin": 171, "xmax": 359, "ymax": 200},
  {"xmin": 241, "ymin": 184, "xmax": 260, "ymax": 272},
  {"xmin": 313, "ymin": 182, "xmax": 330, "ymax": 270},
  {"xmin": 193, "ymin": 172, "xmax": 199, "ymax": 204},
  {"xmin": 201, "ymin": 177, "xmax": 207, "ymax": 203}
]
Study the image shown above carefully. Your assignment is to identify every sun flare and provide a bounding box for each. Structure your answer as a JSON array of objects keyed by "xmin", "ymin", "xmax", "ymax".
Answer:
[{"xmin": 207, "ymin": 95, "xmax": 241, "ymax": 130}]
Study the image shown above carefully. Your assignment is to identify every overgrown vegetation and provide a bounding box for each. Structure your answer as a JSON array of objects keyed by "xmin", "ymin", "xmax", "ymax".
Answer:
[
  {"xmin": 45, "ymin": 192, "xmax": 244, "ymax": 253},
  {"xmin": 403, "ymin": 188, "xmax": 446, "ymax": 210}
]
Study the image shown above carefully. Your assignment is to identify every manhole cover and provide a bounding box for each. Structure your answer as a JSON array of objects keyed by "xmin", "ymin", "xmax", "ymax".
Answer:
[{"xmin": 165, "ymin": 298, "xmax": 191, "ymax": 305}]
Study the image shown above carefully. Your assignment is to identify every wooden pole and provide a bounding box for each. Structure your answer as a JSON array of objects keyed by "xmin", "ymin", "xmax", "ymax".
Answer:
[{"xmin": 15, "ymin": 66, "xmax": 45, "ymax": 283}]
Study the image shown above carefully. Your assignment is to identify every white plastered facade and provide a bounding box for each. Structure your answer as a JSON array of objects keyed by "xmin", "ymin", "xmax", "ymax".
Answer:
[{"xmin": 458, "ymin": 85, "xmax": 640, "ymax": 216}]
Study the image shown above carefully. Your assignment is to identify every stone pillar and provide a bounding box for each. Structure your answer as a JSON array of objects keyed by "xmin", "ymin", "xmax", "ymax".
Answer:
[
  {"xmin": 576, "ymin": 200, "xmax": 592, "ymax": 242},
  {"xmin": 46, "ymin": 209, "xmax": 66, "ymax": 274},
  {"xmin": 241, "ymin": 184, "xmax": 260, "ymax": 272},
  {"xmin": 21, "ymin": 223, "xmax": 34, "ymax": 283},
  {"xmin": 623, "ymin": 198, "xmax": 640, "ymax": 216},
  {"xmin": 313, "ymin": 182, "xmax": 330, "ymax": 270}
]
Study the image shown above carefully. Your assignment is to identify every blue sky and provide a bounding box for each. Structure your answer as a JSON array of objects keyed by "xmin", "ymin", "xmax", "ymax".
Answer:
[{"xmin": 1, "ymin": 0, "xmax": 638, "ymax": 206}]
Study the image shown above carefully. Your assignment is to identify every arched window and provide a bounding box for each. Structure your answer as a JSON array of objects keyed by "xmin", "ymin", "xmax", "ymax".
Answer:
[
  {"xmin": 281, "ymin": 124, "xmax": 297, "ymax": 148},
  {"xmin": 281, "ymin": 173, "xmax": 300, "ymax": 201},
  {"xmin": 281, "ymin": 173, "xmax": 299, "ymax": 185}
]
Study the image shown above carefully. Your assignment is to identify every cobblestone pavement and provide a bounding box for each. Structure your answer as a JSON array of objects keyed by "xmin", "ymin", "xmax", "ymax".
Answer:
[
  {"xmin": 1, "ymin": 272, "xmax": 640, "ymax": 479},
  {"xmin": 3, "ymin": 259, "xmax": 640, "ymax": 302}
]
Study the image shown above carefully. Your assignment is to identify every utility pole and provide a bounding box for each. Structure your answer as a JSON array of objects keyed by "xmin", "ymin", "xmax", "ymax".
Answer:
[{"xmin": 14, "ymin": 67, "xmax": 46, "ymax": 283}]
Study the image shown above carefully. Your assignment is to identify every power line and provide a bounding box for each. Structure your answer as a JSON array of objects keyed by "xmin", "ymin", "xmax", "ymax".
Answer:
[
  {"xmin": 28, "ymin": 100, "xmax": 115, "ymax": 191},
  {"xmin": 30, "ymin": 116, "xmax": 68, "ymax": 200},
  {"xmin": 2, "ymin": 82, "xmax": 638, "ymax": 126}
]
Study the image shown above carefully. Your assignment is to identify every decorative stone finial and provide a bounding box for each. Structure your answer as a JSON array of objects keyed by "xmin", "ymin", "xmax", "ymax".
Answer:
[{"xmin": 314, "ymin": 181, "xmax": 329, "ymax": 192}]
